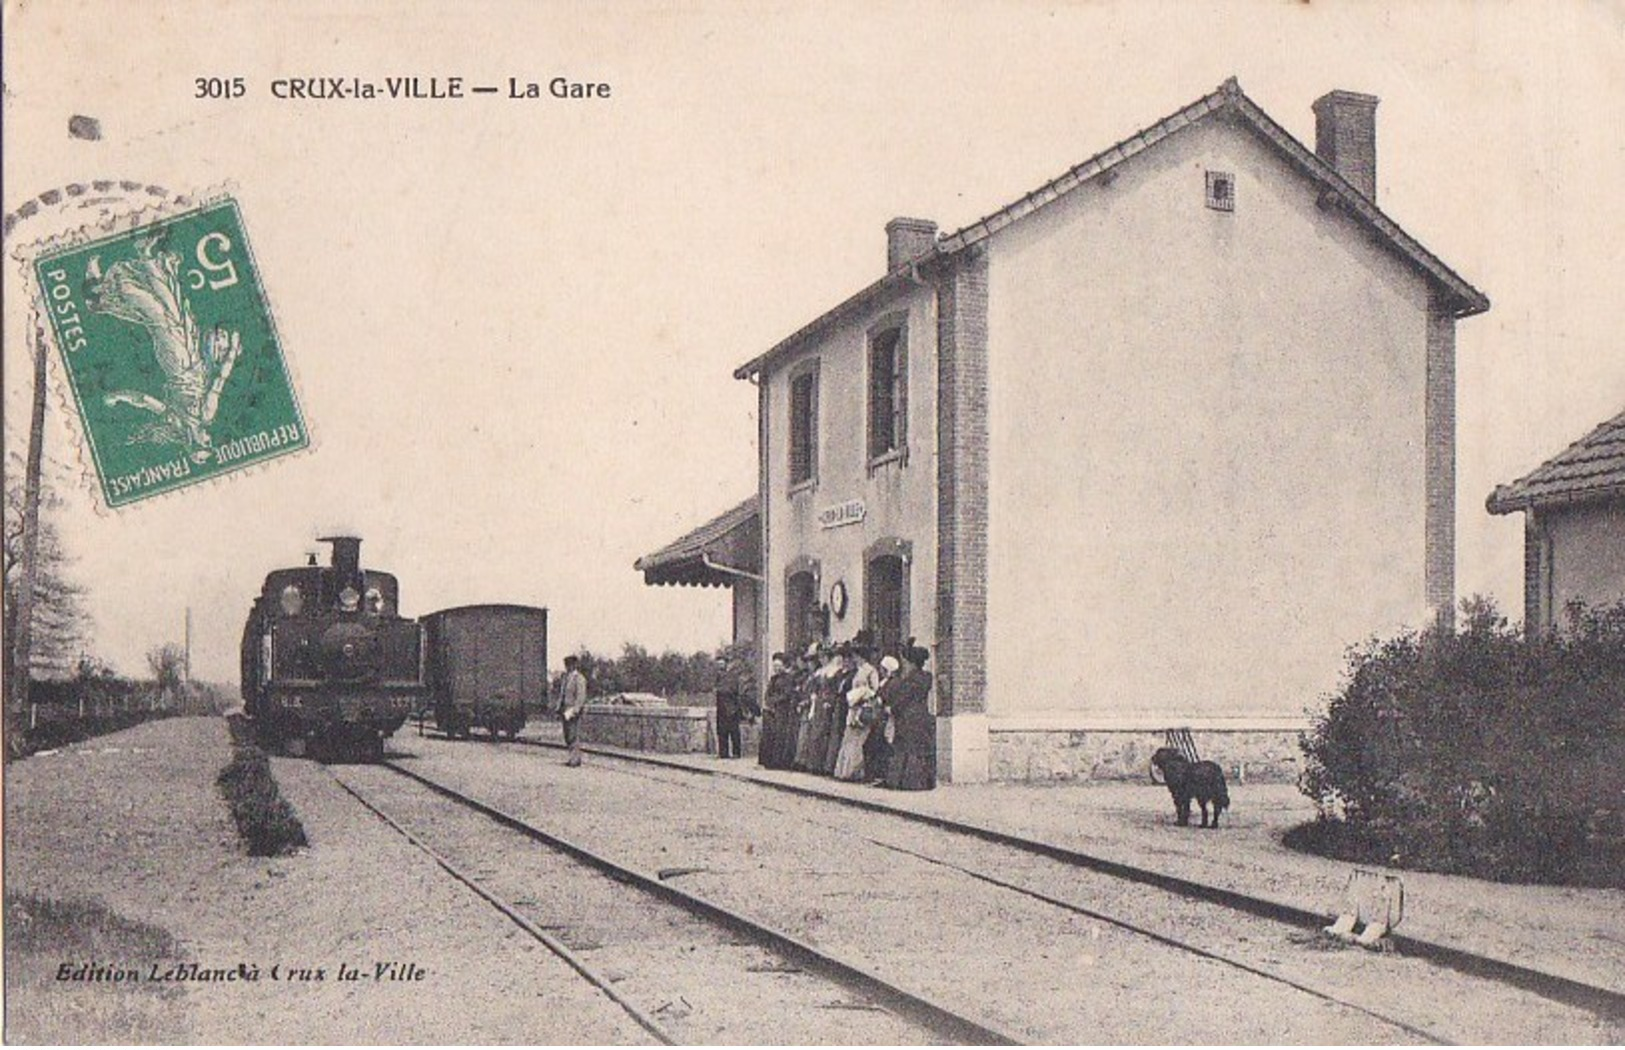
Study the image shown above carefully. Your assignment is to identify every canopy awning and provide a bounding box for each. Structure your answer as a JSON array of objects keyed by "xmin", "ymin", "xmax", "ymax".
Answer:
[{"xmin": 634, "ymin": 496, "xmax": 762, "ymax": 588}]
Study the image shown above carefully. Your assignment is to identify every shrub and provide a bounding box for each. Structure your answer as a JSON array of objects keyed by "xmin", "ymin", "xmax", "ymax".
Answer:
[
  {"xmin": 217, "ymin": 718, "xmax": 307, "ymax": 856},
  {"xmin": 1297, "ymin": 597, "xmax": 1625, "ymax": 887}
]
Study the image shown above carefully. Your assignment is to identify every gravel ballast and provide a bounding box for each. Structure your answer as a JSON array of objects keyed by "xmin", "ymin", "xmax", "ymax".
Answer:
[
  {"xmin": 3, "ymin": 717, "xmax": 651, "ymax": 1044},
  {"xmin": 532, "ymin": 727, "xmax": 1625, "ymax": 1001},
  {"xmin": 403, "ymin": 733, "xmax": 1623, "ymax": 1043}
]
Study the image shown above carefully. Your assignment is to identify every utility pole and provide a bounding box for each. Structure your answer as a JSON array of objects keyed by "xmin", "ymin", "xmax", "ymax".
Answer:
[
  {"xmin": 184, "ymin": 606, "xmax": 192, "ymax": 683},
  {"xmin": 7, "ymin": 322, "xmax": 48, "ymax": 718}
]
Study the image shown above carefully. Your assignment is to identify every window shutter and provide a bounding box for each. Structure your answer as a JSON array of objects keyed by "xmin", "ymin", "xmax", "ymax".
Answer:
[
  {"xmin": 808, "ymin": 366, "xmax": 819, "ymax": 482},
  {"xmin": 895, "ymin": 329, "xmax": 908, "ymax": 460}
]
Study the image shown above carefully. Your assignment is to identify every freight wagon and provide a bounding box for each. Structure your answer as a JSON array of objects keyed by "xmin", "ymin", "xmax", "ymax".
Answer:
[{"xmin": 421, "ymin": 604, "xmax": 548, "ymax": 740}]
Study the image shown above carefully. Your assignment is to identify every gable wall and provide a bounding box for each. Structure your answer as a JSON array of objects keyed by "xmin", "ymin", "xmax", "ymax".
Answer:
[{"xmin": 984, "ymin": 116, "xmax": 1434, "ymax": 719}]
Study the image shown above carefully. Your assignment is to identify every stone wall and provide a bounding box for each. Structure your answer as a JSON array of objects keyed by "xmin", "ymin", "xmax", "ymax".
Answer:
[
  {"xmin": 989, "ymin": 726, "xmax": 1304, "ymax": 784},
  {"xmin": 577, "ymin": 704, "xmax": 760, "ymax": 756}
]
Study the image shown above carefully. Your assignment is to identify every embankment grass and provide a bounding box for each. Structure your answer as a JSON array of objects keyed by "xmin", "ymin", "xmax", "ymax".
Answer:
[{"xmin": 3, "ymin": 893, "xmax": 190, "ymax": 1043}]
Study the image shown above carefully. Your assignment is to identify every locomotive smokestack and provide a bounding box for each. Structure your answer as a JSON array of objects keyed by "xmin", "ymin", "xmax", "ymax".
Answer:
[{"xmin": 320, "ymin": 536, "xmax": 362, "ymax": 577}]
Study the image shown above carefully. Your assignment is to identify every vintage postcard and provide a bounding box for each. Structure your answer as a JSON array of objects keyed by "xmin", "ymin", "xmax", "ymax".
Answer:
[{"xmin": 4, "ymin": 1, "xmax": 1622, "ymax": 1045}]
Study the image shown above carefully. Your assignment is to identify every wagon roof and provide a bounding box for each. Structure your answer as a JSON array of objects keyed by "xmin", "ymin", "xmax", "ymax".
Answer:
[
  {"xmin": 1487, "ymin": 407, "xmax": 1625, "ymax": 514},
  {"xmin": 421, "ymin": 603, "xmax": 549, "ymax": 620}
]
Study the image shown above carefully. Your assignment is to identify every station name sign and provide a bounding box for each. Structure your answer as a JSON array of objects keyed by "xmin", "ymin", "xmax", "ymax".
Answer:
[{"xmin": 818, "ymin": 499, "xmax": 866, "ymax": 529}]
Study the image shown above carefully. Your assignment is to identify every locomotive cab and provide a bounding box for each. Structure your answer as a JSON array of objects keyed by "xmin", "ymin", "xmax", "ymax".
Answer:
[{"xmin": 241, "ymin": 536, "xmax": 425, "ymax": 758}]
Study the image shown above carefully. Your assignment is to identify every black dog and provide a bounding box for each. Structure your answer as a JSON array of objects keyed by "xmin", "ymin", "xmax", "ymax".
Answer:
[{"xmin": 1151, "ymin": 747, "xmax": 1230, "ymax": 828}]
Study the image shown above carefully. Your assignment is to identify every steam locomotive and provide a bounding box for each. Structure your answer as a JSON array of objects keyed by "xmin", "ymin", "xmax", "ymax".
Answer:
[{"xmin": 240, "ymin": 536, "xmax": 425, "ymax": 758}]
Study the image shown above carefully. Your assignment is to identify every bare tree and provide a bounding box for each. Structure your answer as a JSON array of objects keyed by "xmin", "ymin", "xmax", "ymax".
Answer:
[
  {"xmin": 3, "ymin": 476, "xmax": 89, "ymax": 682},
  {"xmin": 146, "ymin": 643, "xmax": 186, "ymax": 709}
]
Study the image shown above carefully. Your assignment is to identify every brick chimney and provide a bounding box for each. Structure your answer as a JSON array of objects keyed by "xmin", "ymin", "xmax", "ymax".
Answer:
[
  {"xmin": 1312, "ymin": 90, "xmax": 1379, "ymax": 201},
  {"xmin": 886, "ymin": 217, "xmax": 938, "ymax": 271}
]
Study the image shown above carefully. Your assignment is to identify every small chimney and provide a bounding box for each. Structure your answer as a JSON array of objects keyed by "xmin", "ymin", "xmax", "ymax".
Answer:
[
  {"xmin": 1312, "ymin": 90, "xmax": 1379, "ymax": 201},
  {"xmin": 885, "ymin": 217, "xmax": 938, "ymax": 271},
  {"xmin": 320, "ymin": 536, "xmax": 362, "ymax": 577}
]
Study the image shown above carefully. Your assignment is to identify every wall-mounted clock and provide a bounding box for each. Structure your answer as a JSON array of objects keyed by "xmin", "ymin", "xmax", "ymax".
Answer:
[{"xmin": 829, "ymin": 580, "xmax": 849, "ymax": 619}]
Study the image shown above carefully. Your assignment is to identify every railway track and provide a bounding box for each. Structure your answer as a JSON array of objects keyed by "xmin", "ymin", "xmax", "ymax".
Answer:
[
  {"xmin": 328, "ymin": 760, "xmax": 1022, "ymax": 1045},
  {"xmin": 499, "ymin": 735, "xmax": 1625, "ymax": 1039}
]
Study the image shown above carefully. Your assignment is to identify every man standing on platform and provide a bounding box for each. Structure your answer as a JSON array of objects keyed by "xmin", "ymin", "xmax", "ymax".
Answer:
[
  {"xmin": 560, "ymin": 654, "xmax": 588, "ymax": 767},
  {"xmin": 715, "ymin": 653, "xmax": 744, "ymax": 759}
]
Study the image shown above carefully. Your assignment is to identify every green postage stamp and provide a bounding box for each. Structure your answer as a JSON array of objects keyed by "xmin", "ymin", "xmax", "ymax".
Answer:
[{"xmin": 34, "ymin": 199, "xmax": 307, "ymax": 507}]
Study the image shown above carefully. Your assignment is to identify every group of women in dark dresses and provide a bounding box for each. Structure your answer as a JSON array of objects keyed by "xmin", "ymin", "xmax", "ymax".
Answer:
[{"xmin": 755, "ymin": 633, "xmax": 936, "ymax": 791}]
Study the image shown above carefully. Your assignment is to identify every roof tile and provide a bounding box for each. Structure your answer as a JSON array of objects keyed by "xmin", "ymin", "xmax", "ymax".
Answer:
[
  {"xmin": 1487, "ymin": 409, "xmax": 1625, "ymax": 513},
  {"xmin": 635, "ymin": 496, "xmax": 761, "ymax": 585}
]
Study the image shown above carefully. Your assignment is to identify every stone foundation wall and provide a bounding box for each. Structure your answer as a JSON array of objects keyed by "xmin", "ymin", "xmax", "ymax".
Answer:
[
  {"xmin": 989, "ymin": 725, "xmax": 1305, "ymax": 784},
  {"xmin": 578, "ymin": 704, "xmax": 759, "ymax": 756}
]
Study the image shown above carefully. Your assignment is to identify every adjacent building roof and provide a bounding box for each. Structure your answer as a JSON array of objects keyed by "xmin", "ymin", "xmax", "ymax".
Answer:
[
  {"xmin": 1487, "ymin": 408, "xmax": 1625, "ymax": 515},
  {"xmin": 634, "ymin": 496, "xmax": 762, "ymax": 587},
  {"xmin": 734, "ymin": 77, "xmax": 1490, "ymax": 381}
]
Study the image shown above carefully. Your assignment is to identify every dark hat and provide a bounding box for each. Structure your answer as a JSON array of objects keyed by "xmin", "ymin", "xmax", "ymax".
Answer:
[{"xmin": 906, "ymin": 643, "xmax": 930, "ymax": 668}]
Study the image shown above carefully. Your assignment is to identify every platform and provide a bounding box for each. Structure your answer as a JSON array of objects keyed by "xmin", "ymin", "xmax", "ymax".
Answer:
[{"xmin": 518, "ymin": 721, "xmax": 1625, "ymax": 1001}]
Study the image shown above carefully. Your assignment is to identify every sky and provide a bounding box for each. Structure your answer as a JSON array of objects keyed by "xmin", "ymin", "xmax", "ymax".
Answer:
[{"xmin": 4, "ymin": 0, "xmax": 1623, "ymax": 683}]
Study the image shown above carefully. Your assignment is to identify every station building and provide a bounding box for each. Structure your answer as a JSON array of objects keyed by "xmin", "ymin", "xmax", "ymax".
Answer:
[
  {"xmin": 1488, "ymin": 409, "xmax": 1625, "ymax": 634},
  {"xmin": 647, "ymin": 79, "xmax": 1489, "ymax": 783}
]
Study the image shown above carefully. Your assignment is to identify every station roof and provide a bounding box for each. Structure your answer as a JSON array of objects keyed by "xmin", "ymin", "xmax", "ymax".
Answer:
[
  {"xmin": 1487, "ymin": 408, "xmax": 1625, "ymax": 515},
  {"xmin": 634, "ymin": 496, "xmax": 761, "ymax": 588},
  {"xmin": 734, "ymin": 76, "xmax": 1490, "ymax": 381}
]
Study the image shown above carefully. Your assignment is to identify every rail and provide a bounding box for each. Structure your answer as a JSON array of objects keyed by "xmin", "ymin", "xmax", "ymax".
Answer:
[
  {"xmin": 507, "ymin": 736, "xmax": 1625, "ymax": 1027},
  {"xmin": 376, "ymin": 758, "xmax": 1023, "ymax": 1045}
]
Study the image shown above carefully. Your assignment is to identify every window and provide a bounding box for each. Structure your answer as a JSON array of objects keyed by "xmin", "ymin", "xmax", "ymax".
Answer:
[
  {"xmin": 864, "ymin": 541, "xmax": 910, "ymax": 657},
  {"xmin": 1205, "ymin": 170, "xmax": 1235, "ymax": 212},
  {"xmin": 788, "ymin": 362, "xmax": 819, "ymax": 488},
  {"xmin": 867, "ymin": 325, "xmax": 907, "ymax": 462},
  {"xmin": 786, "ymin": 569, "xmax": 820, "ymax": 654}
]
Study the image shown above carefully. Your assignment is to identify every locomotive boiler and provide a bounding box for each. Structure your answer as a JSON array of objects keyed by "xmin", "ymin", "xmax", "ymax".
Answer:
[{"xmin": 240, "ymin": 536, "xmax": 425, "ymax": 757}]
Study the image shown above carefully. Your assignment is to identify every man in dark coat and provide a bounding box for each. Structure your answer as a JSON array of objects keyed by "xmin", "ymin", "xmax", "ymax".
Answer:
[{"xmin": 715, "ymin": 653, "xmax": 745, "ymax": 759}]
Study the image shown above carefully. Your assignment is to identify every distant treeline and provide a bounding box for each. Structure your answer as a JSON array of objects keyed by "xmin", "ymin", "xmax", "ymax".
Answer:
[
  {"xmin": 564, "ymin": 641, "xmax": 757, "ymax": 702},
  {"xmin": 9, "ymin": 661, "xmax": 231, "ymax": 759}
]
